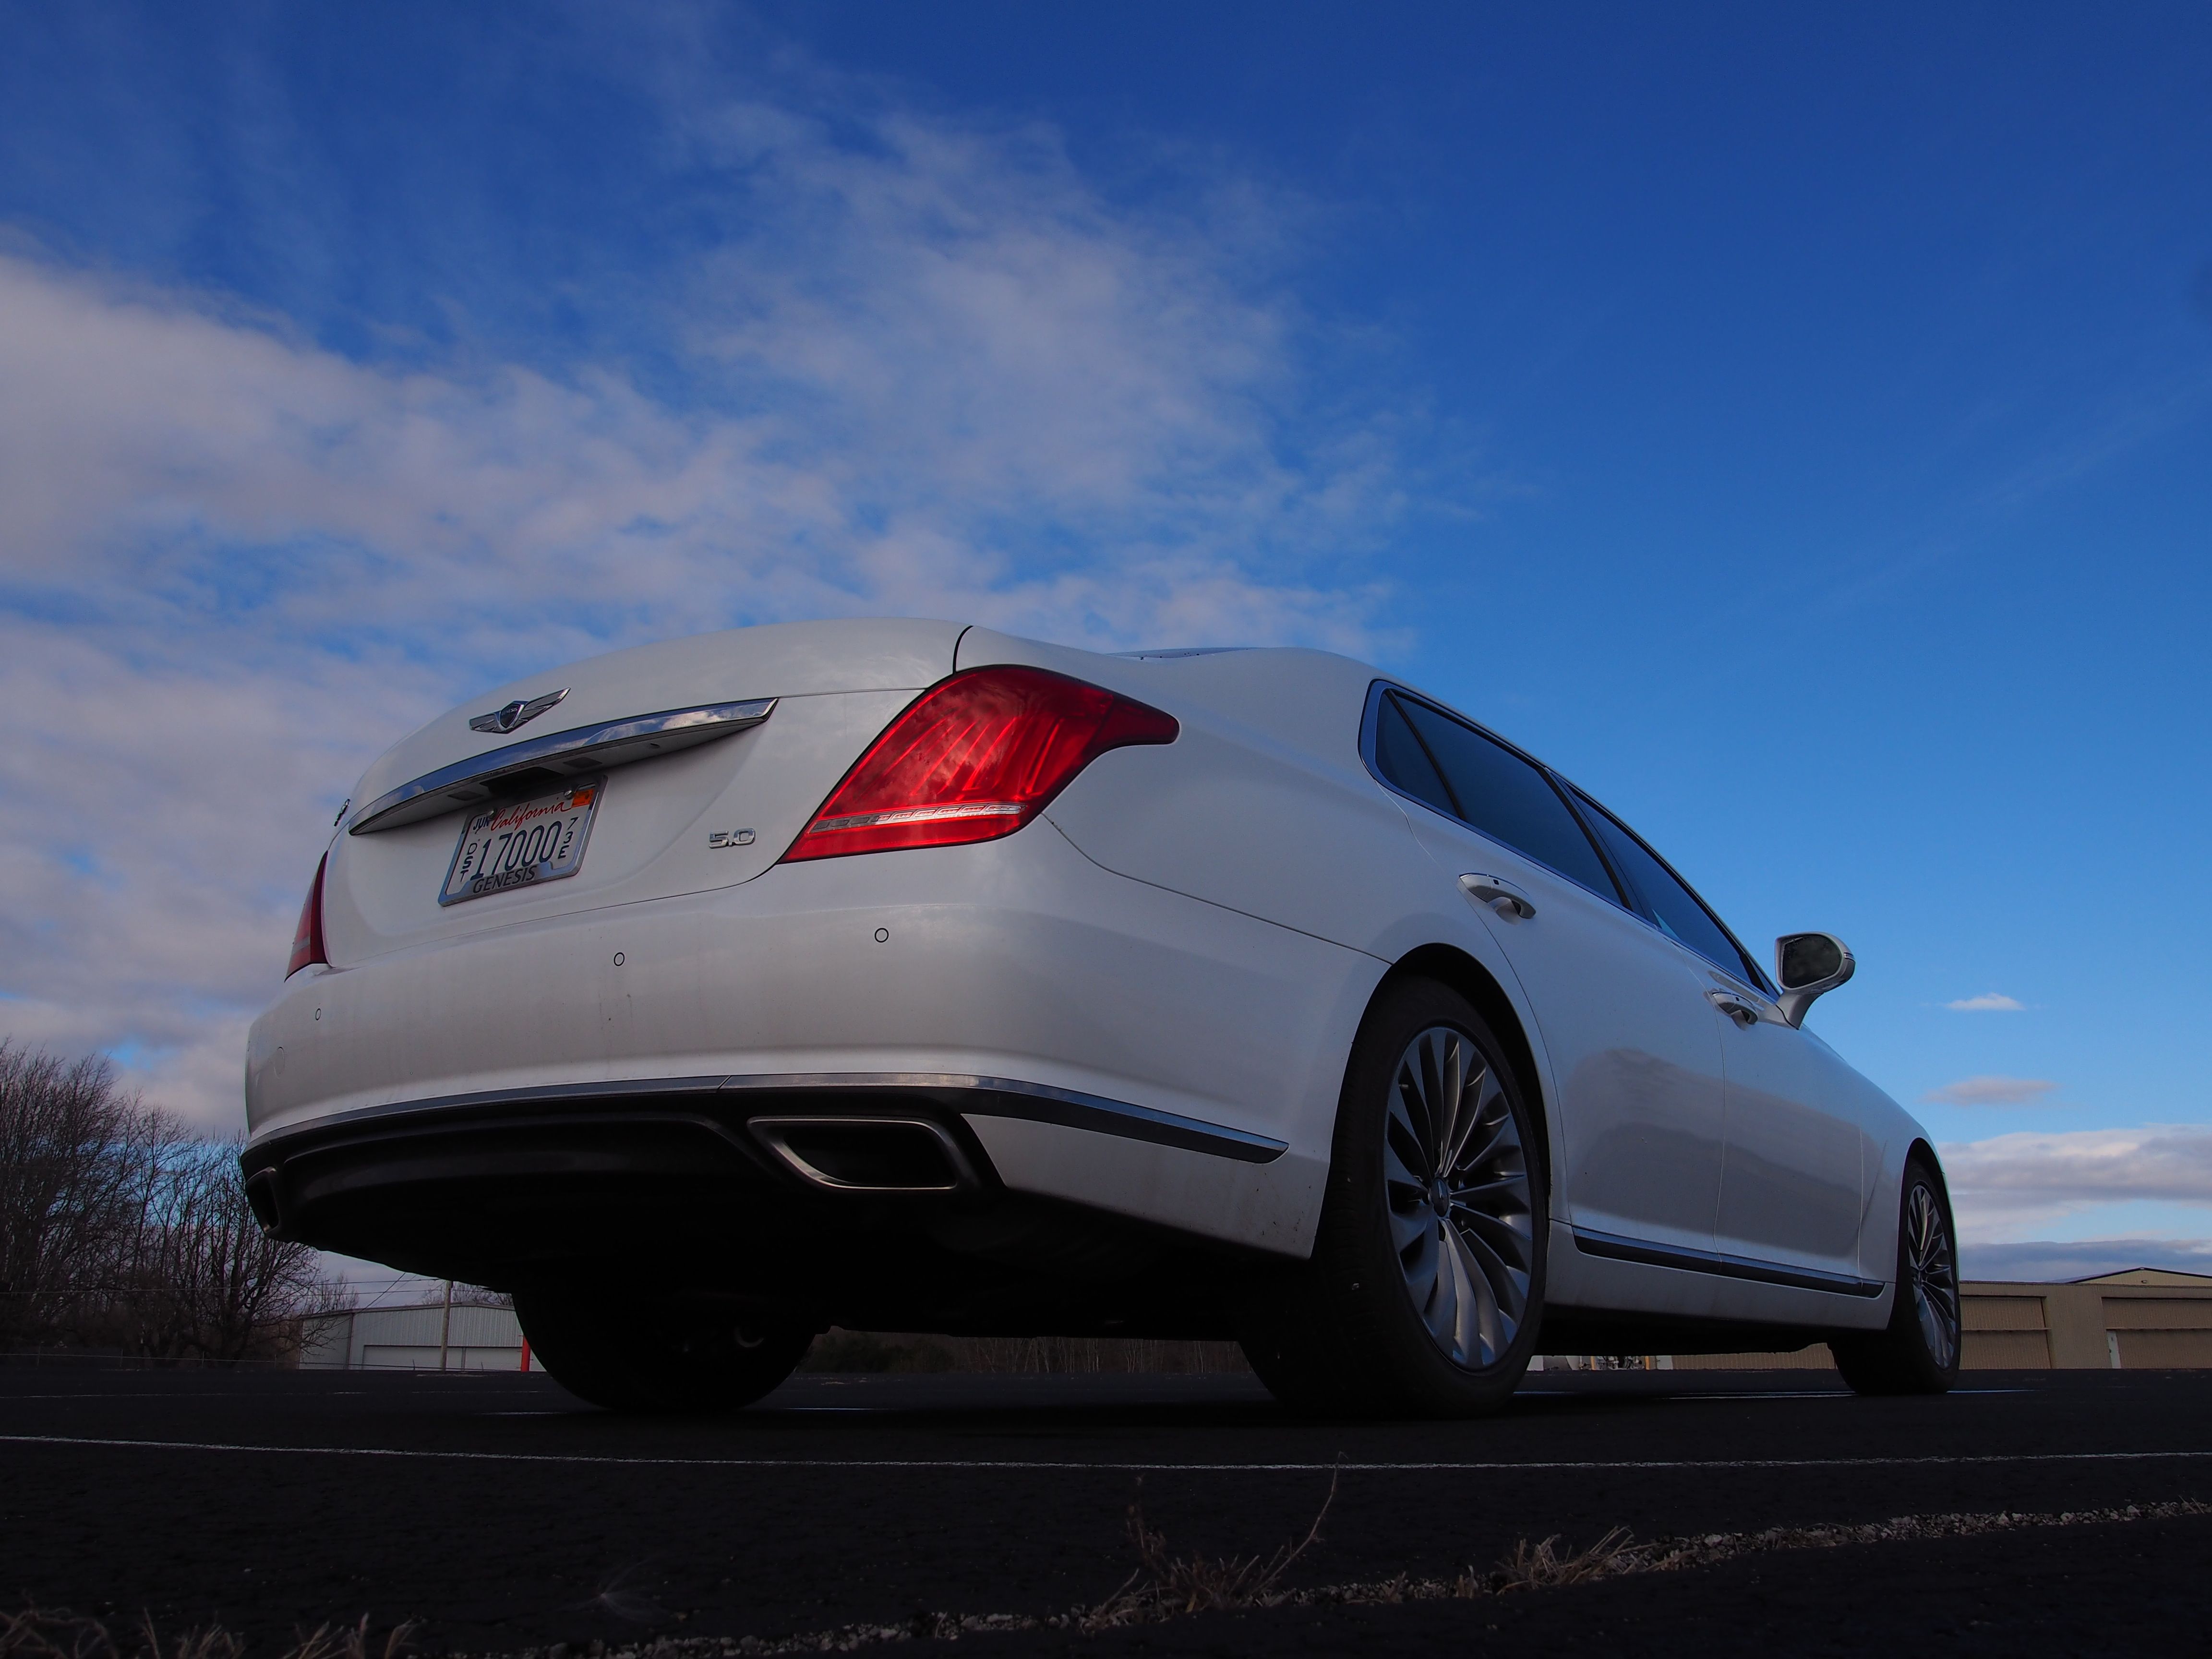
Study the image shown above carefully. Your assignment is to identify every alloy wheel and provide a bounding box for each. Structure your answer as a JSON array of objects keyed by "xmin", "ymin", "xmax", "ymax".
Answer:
[
  {"xmin": 1904, "ymin": 1180, "xmax": 1960, "ymax": 1371},
  {"xmin": 1382, "ymin": 1025, "xmax": 1535, "ymax": 1368}
]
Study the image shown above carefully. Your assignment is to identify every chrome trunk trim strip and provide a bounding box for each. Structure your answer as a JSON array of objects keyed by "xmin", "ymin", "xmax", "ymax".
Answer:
[{"xmin": 349, "ymin": 698, "xmax": 777, "ymax": 833}]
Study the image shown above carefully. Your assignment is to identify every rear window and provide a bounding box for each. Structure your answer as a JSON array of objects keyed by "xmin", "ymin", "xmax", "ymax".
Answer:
[
  {"xmin": 1373, "ymin": 693, "xmax": 1455, "ymax": 817},
  {"xmin": 1380, "ymin": 693, "xmax": 1620, "ymax": 901}
]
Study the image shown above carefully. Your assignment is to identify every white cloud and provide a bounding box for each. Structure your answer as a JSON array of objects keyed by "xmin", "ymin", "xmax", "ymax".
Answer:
[
  {"xmin": 1958, "ymin": 1237, "xmax": 2212, "ymax": 1283},
  {"xmin": 1945, "ymin": 992, "xmax": 2025, "ymax": 1011},
  {"xmin": 1941, "ymin": 1124, "xmax": 2212, "ymax": 1239},
  {"xmin": 0, "ymin": 83, "xmax": 1424, "ymax": 1126},
  {"xmin": 1924, "ymin": 1075, "xmax": 2060, "ymax": 1106}
]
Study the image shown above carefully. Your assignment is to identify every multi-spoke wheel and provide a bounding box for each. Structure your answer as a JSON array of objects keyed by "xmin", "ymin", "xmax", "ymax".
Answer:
[
  {"xmin": 1383, "ymin": 1026, "xmax": 1535, "ymax": 1369},
  {"xmin": 1831, "ymin": 1156, "xmax": 1961, "ymax": 1395},
  {"xmin": 1237, "ymin": 979, "xmax": 1546, "ymax": 1417},
  {"xmin": 1902, "ymin": 1181, "xmax": 1961, "ymax": 1369}
]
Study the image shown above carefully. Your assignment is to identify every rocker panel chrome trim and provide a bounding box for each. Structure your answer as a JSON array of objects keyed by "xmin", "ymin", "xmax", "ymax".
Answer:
[{"xmin": 1571, "ymin": 1226, "xmax": 1885, "ymax": 1298}]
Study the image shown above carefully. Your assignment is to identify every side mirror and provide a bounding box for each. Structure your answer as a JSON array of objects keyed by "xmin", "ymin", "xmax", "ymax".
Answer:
[{"xmin": 1774, "ymin": 932, "xmax": 1854, "ymax": 1028}]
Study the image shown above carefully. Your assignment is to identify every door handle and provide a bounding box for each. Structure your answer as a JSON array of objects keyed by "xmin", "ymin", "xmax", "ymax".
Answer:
[
  {"xmin": 1707, "ymin": 989, "xmax": 1761, "ymax": 1028},
  {"xmin": 1460, "ymin": 874, "xmax": 1536, "ymax": 921}
]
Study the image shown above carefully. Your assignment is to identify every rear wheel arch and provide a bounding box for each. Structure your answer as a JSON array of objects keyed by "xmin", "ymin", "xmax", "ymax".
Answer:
[
  {"xmin": 1374, "ymin": 945, "xmax": 1551, "ymax": 1200},
  {"xmin": 1239, "ymin": 973, "xmax": 1547, "ymax": 1414}
]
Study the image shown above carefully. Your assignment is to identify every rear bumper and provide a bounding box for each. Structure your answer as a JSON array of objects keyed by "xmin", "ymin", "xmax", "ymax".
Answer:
[
  {"xmin": 240, "ymin": 1069, "xmax": 1268, "ymax": 1336},
  {"xmin": 246, "ymin": 822, "xmax": 1376, "ymax": 1259}
]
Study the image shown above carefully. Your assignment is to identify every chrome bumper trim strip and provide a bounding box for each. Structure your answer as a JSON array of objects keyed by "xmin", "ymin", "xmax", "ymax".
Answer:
[
  {"xmin": 245, "ymin": 1071, "xmax": 1288, "ymax": 1166},
  {"xmin": 241, "ymin": 1076, "xmax": 734, "ymax": 1152},
  {"xmin": 716, "ymin": 1071, "xmax": 1288, "ymax": 1165}
]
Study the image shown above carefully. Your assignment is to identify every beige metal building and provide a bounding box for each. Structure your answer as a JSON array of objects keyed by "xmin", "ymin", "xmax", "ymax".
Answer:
[
  {"xmin": 1958, "ymin": 1268, "xmax": 2212, "ymax": 1369},
  {"xmin": 1665, "ymin": 1268, "xmax": 2212, "ymax": 1371},
  {"xmin": 297, "ymin": 1271, "xmax": 2212, "ymax": 1374}
]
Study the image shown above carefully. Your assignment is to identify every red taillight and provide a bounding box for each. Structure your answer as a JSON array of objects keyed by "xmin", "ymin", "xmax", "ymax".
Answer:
[
  {"xmin": 781, "ymin": 666, "xmax": 1179, "ymax": 863},
  {"xmin": 287, "ymin": 853, "xmax": 328, "ymax": 977}
]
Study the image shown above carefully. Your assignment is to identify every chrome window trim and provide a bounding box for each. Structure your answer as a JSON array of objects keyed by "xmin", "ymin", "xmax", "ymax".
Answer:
[
  {"xmin": 1358, "ymin": 679, "xmax": 1774, "ymax": 996},
  {"xmin": 1559, "ymin": 782, "xmax": 1778, "ymax": 997},
  {"xmin": 1357, "ymin": 680, "xmax": 1628, "ymax": 909},
  {"xmin": 349, "ymin": 698, "xmax": 776, "ymax": 834}
]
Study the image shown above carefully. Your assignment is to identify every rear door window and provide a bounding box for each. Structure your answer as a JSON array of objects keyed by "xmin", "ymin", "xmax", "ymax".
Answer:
[
  {"xmin": 1573, "ymin": 790, "xmax": 1763, "ymax": 985},
  {"xmin": 1387, "ymin": 695, "xmax": 1621, "ymax": 900}
]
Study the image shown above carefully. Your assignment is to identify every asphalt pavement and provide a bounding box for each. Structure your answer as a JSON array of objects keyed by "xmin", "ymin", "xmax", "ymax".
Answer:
[{"xmin": 3, "ymin": 1364, "xmax": 2209, "ymax": 1656}]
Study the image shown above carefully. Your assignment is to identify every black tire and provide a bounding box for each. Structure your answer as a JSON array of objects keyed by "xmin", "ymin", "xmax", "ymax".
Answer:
[
  {"xmin": 516, "ymin": 1288, "xmax": 814, "ymax": 1413},
  {"xmin": 1237, "ymin": 979, "xmax": 1547, "ymax": 1417},
  {"xmin": 1830, "ymin": 1156, "xmax": 1962, "ymax": 1396}
]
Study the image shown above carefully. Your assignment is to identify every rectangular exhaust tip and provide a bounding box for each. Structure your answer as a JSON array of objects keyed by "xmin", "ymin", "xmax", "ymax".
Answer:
[
  {"xmin": 747, "ymin": 1117, "xmax": 978, "ymax": 1193},
  {"xmin": 242, "ymin": 1166, "xmax": 285, "ymax": 1235}
]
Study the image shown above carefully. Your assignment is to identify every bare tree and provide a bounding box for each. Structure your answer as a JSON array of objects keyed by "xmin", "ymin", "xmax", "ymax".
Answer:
[
  {"xmin": 0, "ymin": 1043, "xmax": 146, "ymax": 1346},
  {"xmin": 120, "ymin": 1138, "xmax": 354, "ymax": 1362},
  {"xmin": 0, "ymin": 1041, "xmax": 351, "ymax": 1361}
]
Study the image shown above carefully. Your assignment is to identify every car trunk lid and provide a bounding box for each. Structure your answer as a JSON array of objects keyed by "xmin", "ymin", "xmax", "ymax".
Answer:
[{"xmin": 319, "ymin": 619, "xmax": 962, "ymax": 965}]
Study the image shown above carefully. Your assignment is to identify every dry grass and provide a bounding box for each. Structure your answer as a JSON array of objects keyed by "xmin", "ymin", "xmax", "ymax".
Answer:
[
  {"xmin": 1082, "ymin": 1471, "xmax": 1338, "ymax": 1627},
  {"xmin": 1487, "ymin": 1527, "xmax": 1638, "ymax": 1593},
  {"xmin": 17, "ymin": 1497, "xmax": 2211, "ymax": 1658},
  {"xmin": 536, "ymin": 1496, "xmax": 2212, "ymax": 1652},
  {"xmin": 0, "ymin": 1611, "xmax": 414, "ymax": 1659},
  {"xmin": 1298, "ymin": 1499, "xmax": 2212, "ymax": 1610},
  {"xmin": 1304, "ymin": 1524, "xmax": 1641, "ymax": 1608}
]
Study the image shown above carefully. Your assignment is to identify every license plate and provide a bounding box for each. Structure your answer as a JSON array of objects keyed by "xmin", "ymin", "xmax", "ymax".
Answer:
[{"xmin": 439, "ymin": 776, "xmax": 604, "ymax": 906}]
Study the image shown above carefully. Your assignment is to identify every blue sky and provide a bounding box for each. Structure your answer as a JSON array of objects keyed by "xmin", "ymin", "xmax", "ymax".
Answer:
[{"xmin": 1, "ymin": 2, "xmax": 2208, "ymax": 1277}]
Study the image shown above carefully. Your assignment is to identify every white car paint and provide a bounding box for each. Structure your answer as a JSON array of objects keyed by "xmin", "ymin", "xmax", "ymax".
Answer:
[{"xmin": 245, "ymin": 618, "xmax": 1935, "ymax": 1344}]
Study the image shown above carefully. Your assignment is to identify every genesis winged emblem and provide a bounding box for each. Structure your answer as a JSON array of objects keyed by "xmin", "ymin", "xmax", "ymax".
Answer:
[{"xmin": 469, "ymin": 686, "xmax": 569, "ymax": 735}]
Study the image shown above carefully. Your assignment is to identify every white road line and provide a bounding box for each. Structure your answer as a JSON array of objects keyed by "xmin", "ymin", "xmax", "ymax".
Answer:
[
  {"xmin": 1, "ymin": 1432, "xmax": 2208, "ymax": 1474},
  {"xmin": 1637, "ymin": 1388, "xmax": 2033, "ymax": 1400},
  {"xmin": 0, "ymin": 1393, "xmax": 276, "ymax": 1401}
]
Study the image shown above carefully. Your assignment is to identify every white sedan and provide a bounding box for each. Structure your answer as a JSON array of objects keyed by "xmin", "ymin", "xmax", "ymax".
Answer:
[{"xmin": 243, "ymin": 619, "xmax": 1960, "ymax": 1413}]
